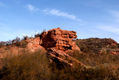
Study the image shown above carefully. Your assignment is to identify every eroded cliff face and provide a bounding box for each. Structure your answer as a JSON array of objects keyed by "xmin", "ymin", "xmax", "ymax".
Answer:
[
  {"xmin": 26, "ymin": 37, "xmax": 45, "ymax": 52},
  {"xmin": 0, "ymin": 28, "xmax": 84, "ymax": 68},
  {"xmin": 26, "ymin": 28, "xmax": 82, "ymax": 68},
  {"xmin": 26, "ymin": 28, "xmax": 80, "ymax": 52},
  {"xmin": 40, "ymin": 28, "xmax": 80, "ymax": 51}
]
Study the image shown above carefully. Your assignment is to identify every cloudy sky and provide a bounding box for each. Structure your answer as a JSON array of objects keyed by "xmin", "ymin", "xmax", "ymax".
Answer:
[{"xmin": 0, "ymin": 0, "xmax": 119, "ymax": 42}]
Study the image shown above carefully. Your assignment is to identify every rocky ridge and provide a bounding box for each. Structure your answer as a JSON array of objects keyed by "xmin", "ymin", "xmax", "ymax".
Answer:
[
  {"xmin": 1, "ymin": 28, "xmax": 119, "ymax": 68},
  {"xmin": 0, "ymin": 28, "xmax": 84, "ymax": 68},
  {"xmin": 30, "ymin": 28, "xmax": 83, "ymax": 68}
]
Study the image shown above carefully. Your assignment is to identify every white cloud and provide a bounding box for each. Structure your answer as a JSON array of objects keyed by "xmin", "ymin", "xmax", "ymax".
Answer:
[
  {"xmin": 99, "ymin": 26, "xmax": 119, "ymax": 34},
  {"xmin": 43, "ymin": 9, "xmax": 80, "ymax": 21},
  {"xmin": 26, "ymin": 4, "xmax": 39, "ymax": 12}
]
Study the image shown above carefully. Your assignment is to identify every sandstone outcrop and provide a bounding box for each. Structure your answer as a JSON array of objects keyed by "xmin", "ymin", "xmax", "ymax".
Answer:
[
  {"xmin": 110, "ymin": 49, "xmax": 119, "ymax": 55},
  {"xmin": 47, "ymin": 48, "xmax": 85, "ymax": 68},
  {"xmin": 26, "ymin": 28, "xmax": 80, "ymax": 52},
  {"xmin": 0, "ymin": 28, "xmax": 83, "ymax": 68},
  {"xmin": 40, "ymin": 28, "xmax": 80, "ymax": 51},
  {"xmin": 38, "ymin": 28, "xmax": 83, "ymax": 68},
  {"xmin": 25, "ymin": 28, "xmax": 83, "ymax": 68},
  {"xmin": 26, "ymin": 37, "xmax": 45, "ymax": 52}
]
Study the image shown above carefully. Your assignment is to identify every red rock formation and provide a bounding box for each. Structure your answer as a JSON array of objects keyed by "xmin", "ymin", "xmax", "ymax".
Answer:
[
  {"xmin": 40, "ymin": 28, "xmax": 80, "ymax": 51},
  {"xmin": 26, "ymin": 37, "xmax": 45, "ymax": 52},
  {"xmin": 25, "ymin": 28, "xmax": 82, "ymax": 68},
  {"xmin": 14, "ymin": 28, "xmax": 79, "ymax": 53},
  {"xmin": 38, "ymin": 28, "xmax": 82, "ymax": 68},
  {"xmin": 110, "ymin": 49, "xmax": 119, "ymax": 55},
  {"xmin": 0, "ymin": 28, "xmax": 83, "ymax": 68},
  {"xmin": 48, "ymin": 48, "xmax": 85, "ymax": 68}
]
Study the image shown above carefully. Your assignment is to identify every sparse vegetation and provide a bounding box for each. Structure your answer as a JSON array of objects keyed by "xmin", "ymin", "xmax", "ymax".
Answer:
[
  {"xmin": 0, "ymin": 38, "xmax": 119, "ymax": 80},
  {"xmin": 0, "ymin": 49, "xmax": 119, "ymax": 80},
  {"xmin": 76, "ymin": 38, "xmax": 119, "ymax": 54},
  {"xmin": 0, "ymin": 37, "xmax": 28, "ymax": 48},
  {"xmin": 0, "ymin": 50, "xmax": 51, "ymax": 80},
  {"xmin": 0, "ymin": 42, "xmax": 6, "ymax": 48},
  {"xmin": 15, "ymin": 40, "xmax": 28, "ymax": 48}
]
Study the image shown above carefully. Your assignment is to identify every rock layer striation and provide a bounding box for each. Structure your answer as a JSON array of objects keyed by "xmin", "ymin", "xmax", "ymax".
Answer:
[{"xmin": 40, "ymin": 28, "xmax": 80, "ymax": 51}]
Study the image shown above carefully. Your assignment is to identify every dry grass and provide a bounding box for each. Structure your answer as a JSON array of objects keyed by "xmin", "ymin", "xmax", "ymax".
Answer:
[
  {"xmin": 0, "ymin": 50, "xmax": 51, "ymax": 80},
  {"xmin": 0, "ymin": 49, "xmax": 119, "ymax": 80},
  {"xmin": 0, "ymin": 38, "xmax": 119, "ymax": 80}
]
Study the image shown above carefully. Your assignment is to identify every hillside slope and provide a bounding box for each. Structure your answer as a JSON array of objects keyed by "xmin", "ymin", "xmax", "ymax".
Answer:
[
  {"xmin": 76, "ymin": 38, "xmax": 119, "ymax": 54},
  {"xmin": 0, "ymin": 28, "xmax": 119, "ymax": 80}
]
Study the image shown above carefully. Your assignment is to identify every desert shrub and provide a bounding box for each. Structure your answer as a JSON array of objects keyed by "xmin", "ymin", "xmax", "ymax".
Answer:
[
  {"xmin": 1, "ymin": 37, "xmax": 28, "ymax": 48},
  {"xmin": 49, "ymin": 49, "xmax": 119, "ymax": 80},
  {"xmin": 78, "ymin": 64, "xmax": 119, "ymax": 80},
  {"xmin": 76, "ymin": 38, "xmax": 119, "ymax": 54},
  {"xmin": 15, "ymin": 40, "xmax": 28, "ymax": 48},
  {"xmin": 35, "ymin": 33, "xmax": 41, "ymax": 38},
  {"xmin": 0, "ymin": 42, "xmax": 6, "ymax": 48},
  {"xmin": 12, "ymin": 37, "xmax": 20, "ymax": 44},
  {"xmin": 0, "ymin": 49, "xmax": 119, "ymax": 80},
  {"xmin": 50, "ymin": 63, "xmax": 119, "ymax": 80},
  {"xmin": 35, "ymin": 30, "xmax": 46, "ymax": 38},
  {"xmin": 68, "ymin": 50, "xmax": 119, "ymax": 66},
  {"xmin": 0, "ymin": 37, "xmax": 119, "ymax": 80},
  {"xmin": 23, "ymin": 36, "xmax": 29, "ymax": 40},
  {"xmin": 0, "ymin": 50, "xmax": 51, "ymax": 80}
]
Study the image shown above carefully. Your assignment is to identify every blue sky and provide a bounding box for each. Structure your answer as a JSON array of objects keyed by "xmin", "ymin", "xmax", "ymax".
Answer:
[{"xmin": 0, "ymin": 0, "xmax": 119, "ymax": 42}]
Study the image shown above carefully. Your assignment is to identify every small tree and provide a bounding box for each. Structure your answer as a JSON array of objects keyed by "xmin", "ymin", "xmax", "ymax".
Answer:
[{"xmin": 12, "ymin": 37, "xmax": 20, "ymax": 44}]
